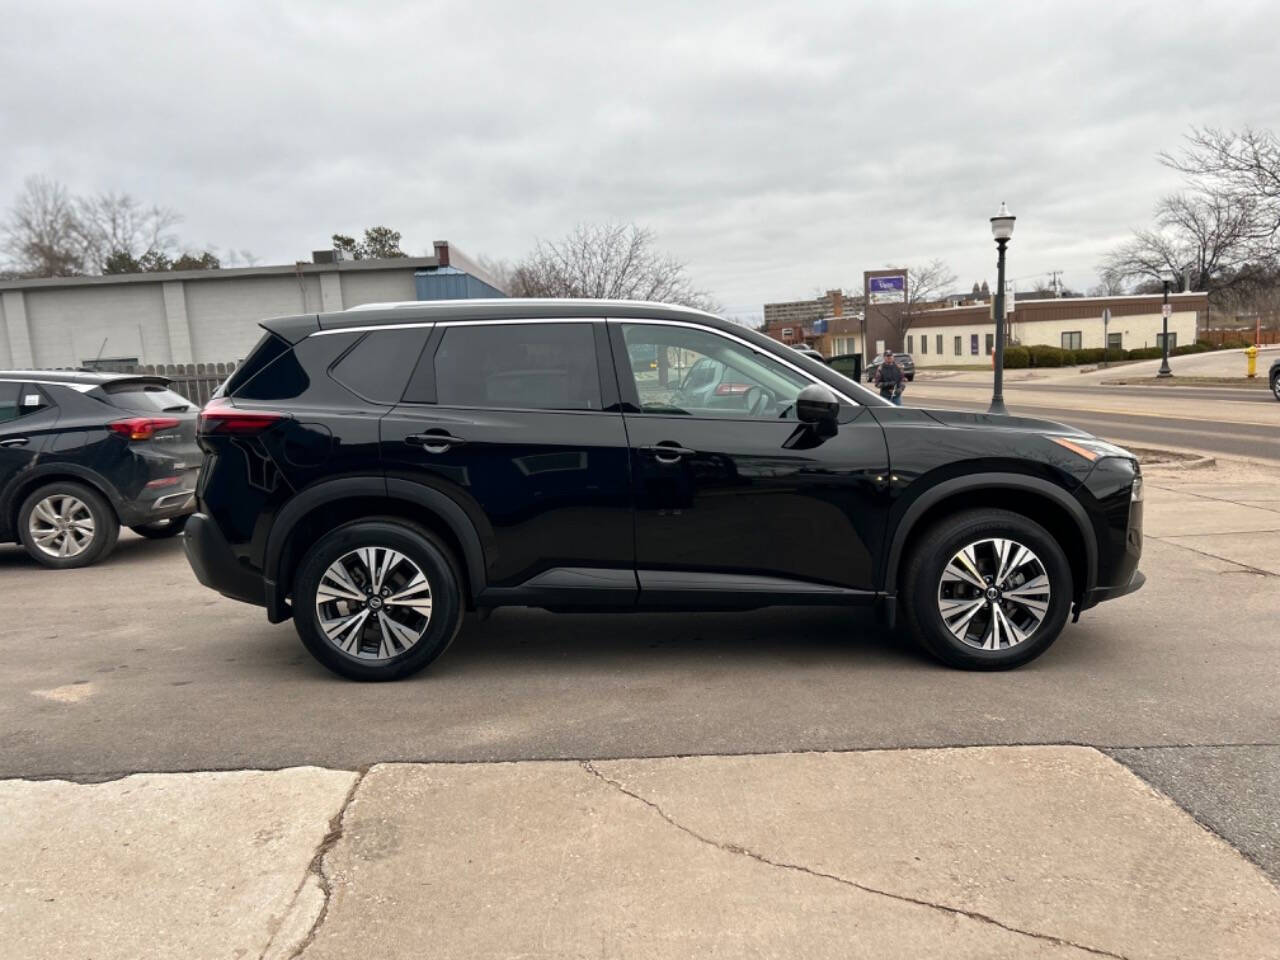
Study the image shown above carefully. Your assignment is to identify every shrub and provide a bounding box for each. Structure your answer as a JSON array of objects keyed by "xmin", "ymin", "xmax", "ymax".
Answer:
[
  {"xmin": 1102, "ymin": 347, "xmax": 1129, "ymax": 363},
  {"xmin": 1002, "ymin": 345, "xmax": 1029, "ymax": 368},
  {"xmin": 1127, "ymin": 346, "xmax": 1164, "ymax": 360},
  {"xmin": 1027, "ymin": 344, "xmax": 1065, "ymax": 367},
  {"xmin": 1172, "ymin": 342, "xmax": 1211, "ymax": 356}
]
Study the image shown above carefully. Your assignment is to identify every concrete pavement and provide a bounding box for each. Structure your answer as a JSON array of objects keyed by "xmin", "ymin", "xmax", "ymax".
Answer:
[
  {"xmin": 3, "ymin": 459, "xmax": 1278, "ymax": 957},
  {"xmin": 3, "ymin": 749, "xmax": 1278, "ymax": 959}
]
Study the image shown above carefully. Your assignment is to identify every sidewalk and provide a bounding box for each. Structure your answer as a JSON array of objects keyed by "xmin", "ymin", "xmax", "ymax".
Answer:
[{"xmin": 3, "ymin": 747, "xmax": 1278, "ymax": 960}]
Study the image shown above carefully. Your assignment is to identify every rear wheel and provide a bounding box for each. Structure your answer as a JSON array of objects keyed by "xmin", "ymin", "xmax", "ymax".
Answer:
[
  {"xmin": 293, "ymin": 519, "xmax": 465, "ymax": 681},
  {"xmin": 17, "ymin": 482, "xmax": 120, "ymax": 569},
  {"xmin": 902, "ymin": 508, "xmax": 1072, "ymax": 670},
  {"xmin": 1271, "ymin": 372, "xmax": 1279, "ymax": 401},
  {"xmin": 130, "ymin": 516, "xmax": 189, "ymax": 539}
]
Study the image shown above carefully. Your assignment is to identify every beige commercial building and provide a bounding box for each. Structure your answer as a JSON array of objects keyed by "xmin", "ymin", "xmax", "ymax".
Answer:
[{"xmin": 903, "ymin": 293, "xmax": 1204, "ymax": 367}]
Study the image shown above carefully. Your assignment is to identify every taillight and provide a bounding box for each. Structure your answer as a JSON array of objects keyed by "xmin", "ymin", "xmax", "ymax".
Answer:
[
  {"xmin": 198, "ymin": 403, "xmax": 284, "ymax": 436},
  {"xmin": 108, "ymin": 417, "xmax": 181, "ymax": 441}
]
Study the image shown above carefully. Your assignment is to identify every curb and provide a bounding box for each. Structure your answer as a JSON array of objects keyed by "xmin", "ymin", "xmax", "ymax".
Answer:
[{"xmin": 1125, "ymin": 446, "xmax": 1217, "ymax": 470}]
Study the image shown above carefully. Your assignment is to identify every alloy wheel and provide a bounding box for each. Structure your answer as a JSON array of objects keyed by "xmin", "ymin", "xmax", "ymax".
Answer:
[
  {"xmin": 314, "ymin": 547, "xmax": 434, "ymax": 660},
  {"xmin": 936, "ymin": 537, "xmax": 1051, "ymax": 651},
  {"xmin": 28, "ymin": 494, "xmax": 96, "ymax": 559}
]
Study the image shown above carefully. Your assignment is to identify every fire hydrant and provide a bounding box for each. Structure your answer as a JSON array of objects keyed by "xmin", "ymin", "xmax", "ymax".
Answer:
[{"xmin": 1246, "ymin": 344, "xmax": 1258, "ymax": 379}]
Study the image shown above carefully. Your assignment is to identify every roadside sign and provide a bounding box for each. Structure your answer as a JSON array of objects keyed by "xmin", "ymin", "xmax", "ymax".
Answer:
[{"xmin": 1162, "ymin": 303, "xmax": 1171, "ymax": 318}]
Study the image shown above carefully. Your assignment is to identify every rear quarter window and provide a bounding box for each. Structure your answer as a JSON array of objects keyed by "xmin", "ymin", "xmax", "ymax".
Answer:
[
  {"xmin": 330, "ymin": 327, "xmax": 432, "ymax": 404},
  {"xmin": 220, "ymin": 333, "xmax": 292, "ymax": 397},
  {"xmin": 102, "ymin": 381, "xmax": 195, "ymax": 413}
]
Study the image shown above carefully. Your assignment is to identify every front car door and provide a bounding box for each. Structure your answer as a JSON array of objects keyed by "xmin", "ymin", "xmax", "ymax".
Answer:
[
  {"xmin": 608, "ymin": 319, "xmax": 889, "ymax": 606},
  {"xmin": 381, "ymin": 319, "xmax": 636, "ymax": 602}
]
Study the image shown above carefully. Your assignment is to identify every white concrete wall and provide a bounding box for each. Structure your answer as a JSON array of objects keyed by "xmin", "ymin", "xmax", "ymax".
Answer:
[
  {"xmin": 0, "ymin": 263, "xmax": 429, "ymax": 368},
  {"xmin": 24, "ymin": 283, "xmax": 169, "ymax": 368},
  {"xmin": 338, "ymin": 270, "xmax": 418, "ymax": 307},
  {"xmin": 906, "ymin": 310, "xmax": 1199, "ymax": 367}
]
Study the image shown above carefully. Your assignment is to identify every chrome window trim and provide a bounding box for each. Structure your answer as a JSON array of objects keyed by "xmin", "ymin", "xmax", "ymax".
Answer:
[
  {"xmin": 304, "ymin": 315, "xmax": 880, "ymax": 406},
  {"xmin": 608, "ymin": 317, "xmax": 877, "ymax": 407}
]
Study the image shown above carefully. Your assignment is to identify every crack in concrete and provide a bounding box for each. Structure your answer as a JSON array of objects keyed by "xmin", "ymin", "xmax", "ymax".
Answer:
[
  {"xmin": 1147, "ymin": 534, "xmax": 1277, "ymax": 577},
  {"xmin": 580, "ymin": 760, "xmax": 1132, "ymax": 960},
  {"xmin": 259, "ymin": 767, "xmax": 368, "ymax": 960}
]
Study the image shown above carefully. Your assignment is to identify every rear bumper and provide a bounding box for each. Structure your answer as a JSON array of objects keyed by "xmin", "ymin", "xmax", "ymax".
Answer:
[
  {"xmin": 117, "ymin": 489, "xmax": 196, "ymax": 526},
  {"xmin": 182, "ymin": 512, "xmax": 266, "ymax": 608}
]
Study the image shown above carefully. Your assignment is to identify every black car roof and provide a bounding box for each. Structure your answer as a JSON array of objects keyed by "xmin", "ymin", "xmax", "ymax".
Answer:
[{"xmin": 260, "ymin": 298, "xmax": 724, "ymax": 342}]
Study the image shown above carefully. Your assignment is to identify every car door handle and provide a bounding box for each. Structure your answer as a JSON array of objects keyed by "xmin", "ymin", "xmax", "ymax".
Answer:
[
  {"xmin": 0, "ymin": 437, "xmax": 29, "ymax": 448},
  {"xmin": 406, "ymin": 432, "xmax": 468, "ymax": 454},
  {"xmin": 640, "ymin": 443, "xmax": 696, "ymax": 463}
]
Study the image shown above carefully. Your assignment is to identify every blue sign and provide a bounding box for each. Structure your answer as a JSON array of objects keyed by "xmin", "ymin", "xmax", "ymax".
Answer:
[{"xmin": 870, "ymin": 276, "xmax": 905, "ymax": 293}]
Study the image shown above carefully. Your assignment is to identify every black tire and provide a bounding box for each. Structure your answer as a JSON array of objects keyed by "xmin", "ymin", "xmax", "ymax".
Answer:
[
  {"xmin": 130, "ymin": 515, "xmax": 189, "ymax": 539},
  {"xmin": 906, "ymin": 373, "xmax": 915, "ymax": 382},
  {"xmin": 293, "ymin": 518, "xmax": 465, "ymax": 681},
  {"xmin": 1271, "ymin": 373, "xmax": 1279, "ymax": 402},
  {"xmin": 17, "ymin": 481, "xmax": 120, "ymax": 569},
  {"xmin": 901, "ymin": 508, "xmax": 1073, "ymax": 670}
]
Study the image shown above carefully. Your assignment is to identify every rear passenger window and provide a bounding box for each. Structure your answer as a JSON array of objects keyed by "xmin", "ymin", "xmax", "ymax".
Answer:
[
  {"xmin": 331, "ymin": 327, "xmax": 431, "ymax": 404},
  {"xmin": 428, "ymin": 323, "xmax": 602, "ymax": 411},
  {"xmin": 0, "ymin": 382, "xmax": 20, "ymax": 423}
]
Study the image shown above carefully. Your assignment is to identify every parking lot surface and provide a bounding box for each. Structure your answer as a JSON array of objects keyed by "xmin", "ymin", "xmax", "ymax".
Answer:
[{"xmin": 2, "ymin": 460, "xmax": 1278, "ymax": 957}]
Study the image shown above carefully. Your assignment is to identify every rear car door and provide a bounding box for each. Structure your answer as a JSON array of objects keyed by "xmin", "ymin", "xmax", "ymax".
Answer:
[
  {"xmin": 0, "ymin": 382, "xmax": 62, "ymax": 537},
  {"xmin": 609, "ymin": 320, "xmax": 890, "ymax": 603},
  {"xmin": 381, "ymin": 319, "xmax": 636, "ymax": 596}
]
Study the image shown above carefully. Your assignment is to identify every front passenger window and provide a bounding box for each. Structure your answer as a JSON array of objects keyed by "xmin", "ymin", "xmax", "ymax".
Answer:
[{"xmin": 620, "ymin": 324, "xmax": 812, "ymax": 419}]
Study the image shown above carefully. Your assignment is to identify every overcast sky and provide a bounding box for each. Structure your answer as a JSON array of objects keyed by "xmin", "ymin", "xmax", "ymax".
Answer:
[{"xmin": 4, "ymin": 0, "xmax": 1278, "ymax": 317}]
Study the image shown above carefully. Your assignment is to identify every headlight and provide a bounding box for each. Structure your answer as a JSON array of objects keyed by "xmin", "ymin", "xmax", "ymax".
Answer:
[
  {"xmin": 1049, "ymin": 436, "xmax": 1135, "ymax": 463},
  {"xmin": 1131, "ymin": 476, "xmax": 1143, "ymax": 502}
]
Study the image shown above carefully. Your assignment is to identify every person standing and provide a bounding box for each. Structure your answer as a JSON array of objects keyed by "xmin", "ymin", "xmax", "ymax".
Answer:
[{"xmin": 873, "ymin": 350, "xmax": 904, "ymax": 405}]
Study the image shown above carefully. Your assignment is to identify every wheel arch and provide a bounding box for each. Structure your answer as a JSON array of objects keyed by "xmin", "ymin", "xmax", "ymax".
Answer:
[
  {"xmin": 264, "ymin": 476, "xmax": 488, "ymax": 622},
  {"xmin": 884, "ymin": 473, "xmax": 1096, "ymax": 602}
]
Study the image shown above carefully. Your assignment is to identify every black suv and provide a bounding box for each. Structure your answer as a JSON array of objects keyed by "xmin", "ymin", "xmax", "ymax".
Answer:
[
  {"xmin": 184, "ymin": 300, "xmax": 1144, "ymax": 680},
  {"xmin": 1270, "ymin": 354, "xmax": 1279, "ymax": 401},
  {"xmin": 866, "ymin": 352, "xmax": 916, "ymax": 382},
  {"xmin": 1, "ymin": 371, "xmax": 200, "ymax": 567}
]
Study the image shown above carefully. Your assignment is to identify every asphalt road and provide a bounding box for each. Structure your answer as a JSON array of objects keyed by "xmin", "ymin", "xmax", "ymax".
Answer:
[{"xmin": 904, "ymin": 379, "xmax": 1279, "ymax": 462}]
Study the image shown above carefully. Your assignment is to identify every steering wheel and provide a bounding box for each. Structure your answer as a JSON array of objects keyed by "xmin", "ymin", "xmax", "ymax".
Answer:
[{"xmin": 743, "ymin": 386, "xmax": 773, "ymax": 416}]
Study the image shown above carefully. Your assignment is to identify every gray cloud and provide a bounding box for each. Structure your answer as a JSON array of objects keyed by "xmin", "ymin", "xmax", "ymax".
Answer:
[{"xmin": 3, "ymin": 0, "xmax": 1277, "ymax": 313}]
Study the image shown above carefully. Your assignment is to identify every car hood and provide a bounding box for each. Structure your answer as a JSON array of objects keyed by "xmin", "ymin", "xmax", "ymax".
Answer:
[{"xmin": 918, "ymin": 407, "xmax": 1092, "ymax": 437}]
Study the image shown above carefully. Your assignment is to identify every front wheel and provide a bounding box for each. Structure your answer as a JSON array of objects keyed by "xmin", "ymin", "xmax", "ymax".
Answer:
[
  {"xmin": 901, "ymin": 508, "xmax": 1073, "ymax": 670},
  {"xmin": 293, "ymin": 519, "xmax": 465, "ymax": 681},
  {"xmin": 1271, "ymin": 373, "xmax": 1279, "ymax": 402}
]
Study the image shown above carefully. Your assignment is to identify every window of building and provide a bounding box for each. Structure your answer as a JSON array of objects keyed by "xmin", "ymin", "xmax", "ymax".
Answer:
[
  {"xmin": 920, "ymin": 334, "xmax": 927, "ymax": 355},
  {"xmin": 432, "ymin": 322, "xmax": 602, "ymax": 411},
  {"xmin": 1107, "ymin": 332, "xmax": 1123, "ymax": 350},
  {"xmin": 1156, "ymin": 332, "xmax": 1177, "ymax": 351},
  {"xmin": 620, "ymin": 323, "xmax": 813, "ymax": 419},
  {"xmin": 954, "ymin": 335, "xmax": 962, "ymax": 356},
  {"xmin": 332, "ymin": 327, "xmax": 432, "ymax": 404},
  {"xmin": 970, "ymin": 334, "xmax": 979, "ymax": 356},
  {"xmin": 985, "ymin": 333, "xmax": 994, "ymax": 356},
  {"xmin": 936, "ymin": 334, "xmax": 943, "ymax": 355},
  {"xmin": 906, "ymin": 335, "xmax": 914, "ymax": 354},
  {"xmin": 1061, "ymin": 331, "xmax": 1083, "ymax": 351}
]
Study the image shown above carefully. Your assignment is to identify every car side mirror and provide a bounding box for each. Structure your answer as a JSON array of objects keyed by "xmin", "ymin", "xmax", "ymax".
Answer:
[{"xmin": 795, "ymin": 384, "xmax": 839, "ymax": 435}]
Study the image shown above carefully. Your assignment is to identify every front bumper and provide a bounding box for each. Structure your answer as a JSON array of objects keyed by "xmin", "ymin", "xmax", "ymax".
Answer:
[
  {"xmin": 1085, "ymin": 569, "xmax": 1145, "ymax": 607},
  {"xmin": 182, "ymin": 512, "xmax": 266, "ymax": 608}
]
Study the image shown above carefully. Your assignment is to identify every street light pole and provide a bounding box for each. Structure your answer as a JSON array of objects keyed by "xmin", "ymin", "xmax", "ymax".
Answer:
[
  {"xmin": 989, "ymin": 202, "xmax": 1015, "ymax": 415},
  {"xmin": 1157, "ymin": 276, "xmax": 1173, "ymax": 378}
]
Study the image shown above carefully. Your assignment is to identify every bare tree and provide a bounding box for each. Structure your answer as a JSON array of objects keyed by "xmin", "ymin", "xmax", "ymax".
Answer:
[
  {"xmin": 1161, "ymin": 126, "xmax": 1280, "ymax": 247},
  {"xmin": 509, "ymin": 223, "xmax": 718, "ymax": 311},
  {"xmin": 1099, "ymin": 189, "xmax": 1262, "ymax": 299},
  {"xmin": 880, "ymin": 259, "xmax": 958, "ymax": 339},
  {"xmin": 76, "ymin": 190, "xmax": 182, "ymax": 274},
  {"xmin": 1, "ymin": 176, "xmax": 85, "ymax": 277}
]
